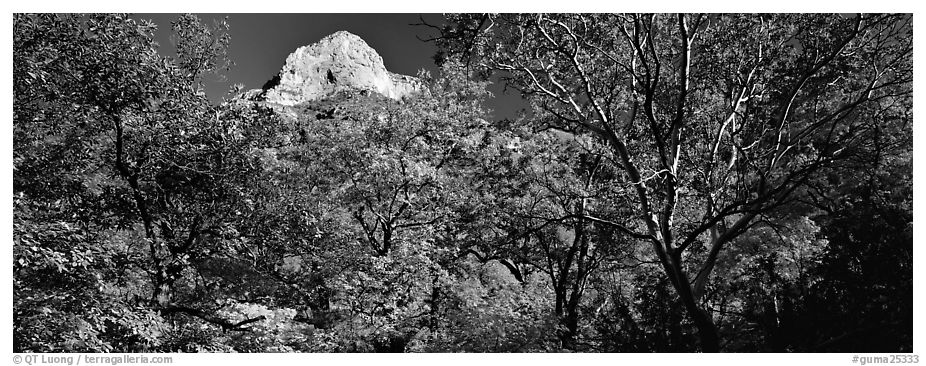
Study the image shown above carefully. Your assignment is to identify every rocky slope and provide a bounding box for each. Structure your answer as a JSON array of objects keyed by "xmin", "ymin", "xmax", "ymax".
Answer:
[{"xmin": 248, "ymin": 31, "xmax": 423, "ymax": 105}]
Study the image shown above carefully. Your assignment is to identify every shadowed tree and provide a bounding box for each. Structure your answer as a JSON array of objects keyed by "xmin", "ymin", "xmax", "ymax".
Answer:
[
  {"xmin": 428, "ymin": 13, "xmax": 912, "ymax": 351},
  {"xmin": 14, "ymin": 14, "xmax": 286, "ymax": 351}
]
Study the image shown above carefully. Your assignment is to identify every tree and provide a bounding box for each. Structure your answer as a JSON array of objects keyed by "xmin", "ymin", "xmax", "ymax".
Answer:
[
  {"xmin": 223, "ymin": 63, "xmax": 514, "ymax": 351},
  {"xmin": 452, "ymin": 122, "xmax": 646, "ymax": 349},
  {"xmin": 16, "ymin": 13, "xmax": 912, "ymax": 353},
  {"xmin": 430, "ymin": 13, "xmax": 912, "ymax": 351},
  {"xmin": 14, "ymin": 14, "xmax": 286, "ymax": 351},
  {"xmin": 14, "ymin": 13, "xmax": 182, "ymax": 351}
]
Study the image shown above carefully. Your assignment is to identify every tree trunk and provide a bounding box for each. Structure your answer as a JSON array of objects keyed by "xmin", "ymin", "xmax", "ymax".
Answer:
[
  {"xmin": 553, "ymin": 288, "xmax": 580, "ymax": 350},
  {"xmin": 685, "ymin": 303, "xmax": 720, "ymax": 352},
  {"xmin": 561, "ymin": 304, "xmax": 580, "ymax": 350},
  {"xmin": 664, "ymin": 251, "xmax": 721, "ymax": 352}
]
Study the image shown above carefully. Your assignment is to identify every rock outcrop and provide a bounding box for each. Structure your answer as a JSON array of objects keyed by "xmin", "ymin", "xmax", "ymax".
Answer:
[{"xmin": 255, "ymin": 31, "xmax": 423, "ymax": 105}]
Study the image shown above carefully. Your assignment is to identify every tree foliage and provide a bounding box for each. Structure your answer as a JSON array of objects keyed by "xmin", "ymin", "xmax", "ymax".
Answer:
[
  {"xmin": 14, "ymin": 13, "xmax": 912, "ymax": 353},
  {"xmin": 428, "ymin": 13, "xmax": 912, "ymax": 351}
]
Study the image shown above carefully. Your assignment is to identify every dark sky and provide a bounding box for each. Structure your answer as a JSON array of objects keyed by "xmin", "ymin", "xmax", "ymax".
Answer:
[{"xmin": 133, "ymin": 13, "xmax": 525, "ymax": 119}]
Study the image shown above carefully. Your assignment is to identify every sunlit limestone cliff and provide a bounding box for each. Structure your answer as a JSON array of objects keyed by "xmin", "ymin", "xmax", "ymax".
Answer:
[{"xmin": 239, "ymin": 31, "xmax": 423, "ymax": 106}]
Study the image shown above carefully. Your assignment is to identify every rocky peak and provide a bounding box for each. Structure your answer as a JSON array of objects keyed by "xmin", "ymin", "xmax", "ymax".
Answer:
[{"xmin": 260, "ymin": 31, "xmax": 423, "ymax": 105}]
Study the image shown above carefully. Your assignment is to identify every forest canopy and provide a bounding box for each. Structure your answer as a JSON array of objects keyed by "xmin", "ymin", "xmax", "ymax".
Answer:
[{"xmin": 13, "ymin": 13, "xmax": 912, "ymax": 353}]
